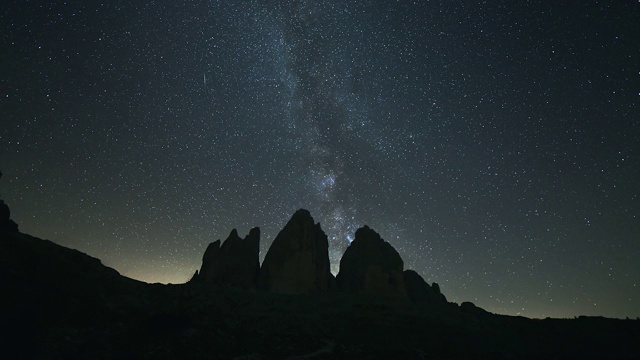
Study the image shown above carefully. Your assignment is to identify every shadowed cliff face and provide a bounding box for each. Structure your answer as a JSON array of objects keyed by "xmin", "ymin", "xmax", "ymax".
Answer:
[
  {"xmin": 191, "ymin": 209, "xmax": 441, "ymax": 301},
  {"xmin": 404, "ymin": 269, "xmax": 447, "ymax": 305},
  {"xmin": 195, "ymin": 227, "xmax": 260, "ymax": 289},
  {"xmin": 257, "ymin": 209, "xmax": 335, "ymax": 294},
  {"xmin": 336, "ymin": 225, "xmax": 406, "ymax": 297}
]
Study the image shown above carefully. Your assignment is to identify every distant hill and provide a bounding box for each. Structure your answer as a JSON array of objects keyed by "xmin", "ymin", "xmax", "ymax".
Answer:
[{"xmin": 1, "ymin": 211, "xmax": 639, "ymax": 359}]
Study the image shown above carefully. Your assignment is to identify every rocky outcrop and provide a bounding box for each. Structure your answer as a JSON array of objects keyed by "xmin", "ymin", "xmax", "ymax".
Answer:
[
  {"xmin": 336, "ymin": 226, "xmax": 406, "ymax": 297},
  {"xmin": 2, "ymin": 229, "xmax": 638, "ymax": 359},
  {"xmin": 0, "ymin": 200, "xmax": 19, "ymax": 232},
  {"xmin": 0, "ymin": 171, "xmax": 19, "ymax": 233},
  {"xmin": 257, "ymin": 209, "xmax": 334, "ymax": 294},
  {"xmin": 190, "ymin": 209, "xmax": 448, "ymax": 302},
  {"xmin": 460, "ymin": 301, "xmax": 490, "ymax": 316},
  {"xmin": 403, "ymin": 270, "xmax": 447, "ymax": 304},
  {"xmin": 199, "ymin": 240, "xmax": 222, "ymax": 282},
  {"xmin": 196, "ymin": 227, "xmax": 260, "ymax": 289}
]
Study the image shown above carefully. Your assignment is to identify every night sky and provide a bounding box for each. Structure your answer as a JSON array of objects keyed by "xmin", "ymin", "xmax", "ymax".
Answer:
[{"xmin": 2, "ymin": 1, "xmax": 639, "ymax": 319}]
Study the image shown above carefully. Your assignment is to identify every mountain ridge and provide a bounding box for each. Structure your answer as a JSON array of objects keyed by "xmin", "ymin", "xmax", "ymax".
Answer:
[{"xmin": 1, "ymin": 211, "xmax": 639, "ymax": 358}]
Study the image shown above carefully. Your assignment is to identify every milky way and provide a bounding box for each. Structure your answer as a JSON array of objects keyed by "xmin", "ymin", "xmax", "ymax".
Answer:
[{"xmin": 1, "ymin": 1, "xmax": 639, "ymax": 319}]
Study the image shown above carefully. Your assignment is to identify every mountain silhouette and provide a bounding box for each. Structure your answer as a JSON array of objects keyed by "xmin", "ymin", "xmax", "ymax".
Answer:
[
  {"xmin": 257, "ymin": 209, "xmax": 335, "ymax": 294},
  {"xmin": 0, "ymin": 171, "xmax": 19, "ymax": 233},
  {"xmin": 192, "ymin": 227, "xmax": 260, "ymax": 289},
  {"xmin": 1, "ymin": 209, "xmax": 639, "ymax": 359}
]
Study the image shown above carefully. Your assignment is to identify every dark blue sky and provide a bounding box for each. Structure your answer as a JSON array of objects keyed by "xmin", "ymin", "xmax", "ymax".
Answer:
[{"xmin": 2, "ymin": 1, "xmax": 639, "ymax": 319}]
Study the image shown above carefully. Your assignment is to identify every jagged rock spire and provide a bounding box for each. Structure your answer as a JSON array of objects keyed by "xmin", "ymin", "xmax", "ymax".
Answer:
[
  {"xmin": 196, "ymin": 227, "xmax": 260, "ymax": 289},
  {"xmin": 257, "ymin": 209, "xmax": 335, "ymax": 294}
]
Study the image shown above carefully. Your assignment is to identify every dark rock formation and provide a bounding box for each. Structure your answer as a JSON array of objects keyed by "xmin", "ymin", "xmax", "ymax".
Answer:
[
  {"xmin": 0, "ymin": 200, "xmax": 19, "ymax": 232},
  {"xmin": 336, "ymin": 225, "xmax": 406, "ymax": 297},
  {"xmin": 196, "ymin": 227, "xmax": 260, "ymax": 289},
  {"xmin": 199, "ymin": 240, "xmax": 222, "ymax": 280},
  {"xmin": 403, "ymin": 270, "xmax": 447, "ymax": 304},
  {"xmin": 189, "ymin": 270, "xmax": 199, "ymax": 282},
  {"xmin": 3, "ymin": 209, "xmax": 640, "ymax": 359},
  {"xmin": 460, "ymin": 301, "xmax": 490, "ymax": 316},
  {"xmin": 0, "ymin": 171, "xmax": 19, "ymax": 233},
  {"xmin": 257, "ymin": 209, "xmax": 334, "ymax": 294}
]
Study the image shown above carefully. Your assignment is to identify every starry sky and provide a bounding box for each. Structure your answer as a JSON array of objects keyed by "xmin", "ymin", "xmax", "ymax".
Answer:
[{"xmin": 2, "ymin": 1, "xmax": 639, "ymax": 319}]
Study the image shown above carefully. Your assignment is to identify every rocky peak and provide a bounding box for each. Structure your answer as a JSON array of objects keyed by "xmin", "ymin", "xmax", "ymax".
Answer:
[
  {"xmin": 336, "ymin": 225, "xmax": 406, "ymax": 297},
  {"xmin": 257, "ymin": 209, "xmax": 334, "ymax": 294},
  {"xmin": 196, "ymin": 227, "xmax": 260, "ymax": 289}
]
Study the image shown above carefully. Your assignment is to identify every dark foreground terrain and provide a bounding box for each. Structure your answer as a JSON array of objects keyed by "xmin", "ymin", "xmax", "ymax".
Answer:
[{"xmin": 1, "ymin": 232, "xmax": 639, "ymax": 359}]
